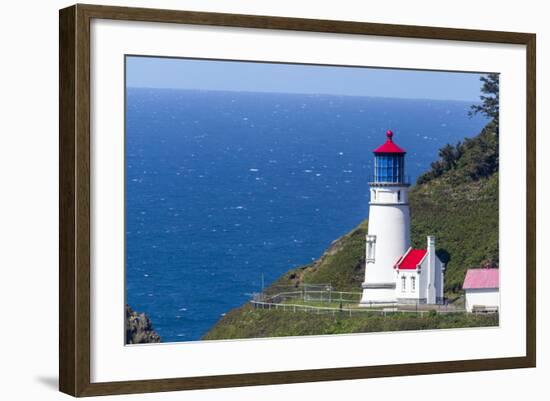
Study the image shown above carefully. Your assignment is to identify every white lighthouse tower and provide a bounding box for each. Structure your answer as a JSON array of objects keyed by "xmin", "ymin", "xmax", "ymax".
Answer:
[{"xmin": 360, "ymin": 130, "xmax": 411, "ymax": 304}]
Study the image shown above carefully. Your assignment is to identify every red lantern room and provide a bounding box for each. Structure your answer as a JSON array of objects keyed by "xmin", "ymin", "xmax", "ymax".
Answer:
[{"xmin": 372, "ymin": 130, "xmax": 406, "ymax": 184}]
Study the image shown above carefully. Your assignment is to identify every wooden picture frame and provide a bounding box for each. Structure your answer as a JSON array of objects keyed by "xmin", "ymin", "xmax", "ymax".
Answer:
[{"xmin": 59, "ymin": 3, "xmax": 536, "ymax": 397}]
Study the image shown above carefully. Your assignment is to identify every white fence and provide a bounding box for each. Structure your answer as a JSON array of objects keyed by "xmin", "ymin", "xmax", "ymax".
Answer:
[
  {"xmin": 250, "ymin": 300, "xmax": 464, "ymax": 316},
  {"xmin": 254, "ymin": 289, "xmax": 362, "ymax": 304},
  {"xmin": 251, "ymin": 284, "xmax": 463, "ymax": 315}
]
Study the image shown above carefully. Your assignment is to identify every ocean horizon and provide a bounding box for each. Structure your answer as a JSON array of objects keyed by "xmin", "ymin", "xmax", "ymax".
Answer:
[{"xmin": 125, "ymin": 88, "xmax": 488, "ymax": 342}]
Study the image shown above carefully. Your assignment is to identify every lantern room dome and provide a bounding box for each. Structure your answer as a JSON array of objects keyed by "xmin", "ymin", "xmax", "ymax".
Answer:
[{"xmin": 373, "ymin": 130, "xmax": 406, "ymax": 154}]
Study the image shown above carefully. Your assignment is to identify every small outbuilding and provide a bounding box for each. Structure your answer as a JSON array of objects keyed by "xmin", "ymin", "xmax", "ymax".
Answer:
[
  {"xmin": 393, "ymin": 236, "xmax": 445, "ymax": 304},
  {"xmin": 462, "ymin": 268, "xmax": 499, "ymax": 313}
]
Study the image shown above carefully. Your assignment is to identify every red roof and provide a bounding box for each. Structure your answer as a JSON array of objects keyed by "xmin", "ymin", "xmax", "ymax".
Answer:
[
  {"xmin": 395, "ymin": 248, "xmax": 427, "ymax": 270},
  {"xmin": 462, "ymin": 268, "xmax": 499, "ymax": 289},
  {"xmin": 373, "ymin": 130, "xmax": 406, "ymax": 154}
]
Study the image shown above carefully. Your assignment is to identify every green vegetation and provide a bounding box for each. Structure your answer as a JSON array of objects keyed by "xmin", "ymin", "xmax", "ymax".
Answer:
[
  {"xmin": 416, "ymin": 121, "xmax": 498, "ymax": 185},
  {"xmin": 203, "ymin": 304, "xmax": 497, "ymax": 340},
  {"xmin": 469, "ymin": 73, "xmax": 499, "ymax": 133},
  {"xmin": 410, "ymin": 130, "xmax": 499, "ymax": 292}
]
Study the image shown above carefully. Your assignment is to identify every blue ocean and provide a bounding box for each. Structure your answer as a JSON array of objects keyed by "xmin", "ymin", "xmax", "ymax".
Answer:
[{"xmin": 125, "ymin": 88, "xmax": 488, "ymax": 342}]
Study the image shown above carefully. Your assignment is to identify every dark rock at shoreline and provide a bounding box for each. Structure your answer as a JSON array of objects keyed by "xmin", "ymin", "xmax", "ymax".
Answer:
[{"xmin": 126, "ymin": 305, "xmax": 161, "ymax": 344}]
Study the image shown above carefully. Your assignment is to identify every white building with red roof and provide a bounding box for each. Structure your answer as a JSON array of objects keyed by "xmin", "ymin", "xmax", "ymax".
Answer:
[
  {"xmin": 463, "ymin": 268, "xmax": 499, "ymax": 312},
  {"xmin": 394, "ymin": 237, "xmax": 445, "ymax": 304},
  {"xmin": 360, "ymin": 130, "xmax": 445, "ymax": 305}
]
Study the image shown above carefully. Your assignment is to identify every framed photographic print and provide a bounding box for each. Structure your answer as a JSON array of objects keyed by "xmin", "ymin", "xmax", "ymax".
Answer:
[{"xmin": 59, "ymin": 4, "xmax": 536, "ymax": 397}]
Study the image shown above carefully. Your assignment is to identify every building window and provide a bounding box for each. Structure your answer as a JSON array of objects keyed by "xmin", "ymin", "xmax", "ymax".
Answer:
[
  {"xmin": 397, "ymin": 190, "xmax": 401, "ymax": 202},
  {"xmin": 366, "ymin": 235, "xmax": 376, "ymax": 262},
  {"xmin": 411, "ymin": 276, "xmax": 416, "ymax": 291},
  {"xmin": 401, "ymin": 276, "xmax": 406, "ymax": 292}
]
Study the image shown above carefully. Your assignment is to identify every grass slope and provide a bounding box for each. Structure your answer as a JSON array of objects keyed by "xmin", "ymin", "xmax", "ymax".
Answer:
[
  {"xmin": 268, "ymin": 220, "xmax": 369, "ymax": 292},
  {"xmin": 410, "ymin": 172, "xmax": 498, "ymax": 291},
  {"xmin": 203, "ymin": 304, "xmax": 497, "ymax": 340}
]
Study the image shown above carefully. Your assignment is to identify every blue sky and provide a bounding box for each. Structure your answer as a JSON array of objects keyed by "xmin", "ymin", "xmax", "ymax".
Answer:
[{"xmin": 126, "ymin": 56, "xmax": 485, "ymax": 102}]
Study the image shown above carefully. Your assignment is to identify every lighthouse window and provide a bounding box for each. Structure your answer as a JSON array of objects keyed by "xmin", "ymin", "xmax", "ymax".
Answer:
[
  {"xmin": 401, "ymin": 276, "xmax": 406, "ymax": 292},
  {"xmin": 366, "ymin": 237, "xmax": 376, "ymax": 261},
  {"xmin": 375, "ymin": 154, "xmax": 404, "ymax": 183},
  {"xmin": 411, "ymin": 276, "xmax": 416, "ymax": 291},
  {"xmin": 397, "ymin": 190, "xmax": 401, "ymax": 202}
]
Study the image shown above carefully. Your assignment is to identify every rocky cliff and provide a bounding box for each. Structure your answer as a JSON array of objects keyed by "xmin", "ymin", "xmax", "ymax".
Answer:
[{"xmin": 125, "ymin": 305, "xmax": 161, "ymax": 344}]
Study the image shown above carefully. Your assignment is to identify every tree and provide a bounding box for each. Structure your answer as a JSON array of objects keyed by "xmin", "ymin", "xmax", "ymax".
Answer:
[
  {"xmin": 416, "ymin": 75, "xmax": 499, "ymax": 186},
  {"xmin": 438, "ymin": 142, "xmax": 463, "ymax": 171},
  {"xmin": 416, "ymin": 142, "xmax": 462, "ymax": 184},
  {"xmin": 469, "ymin": 73, "xmax": 499, "ymax": 133}
]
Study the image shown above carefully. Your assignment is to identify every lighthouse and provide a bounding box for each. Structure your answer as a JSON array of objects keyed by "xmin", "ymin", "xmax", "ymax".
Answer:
[{"xmin": 360, "ymin": 130, "xmax": 411, "ymax": 304}]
